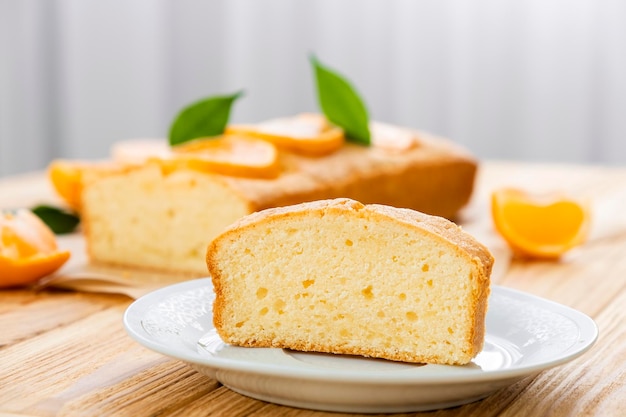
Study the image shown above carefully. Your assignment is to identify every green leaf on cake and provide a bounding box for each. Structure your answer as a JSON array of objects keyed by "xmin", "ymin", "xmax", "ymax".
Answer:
[
  {"xmin": 310, "ymin": 55, "xmax": 371, "ymax": 145},
  {"xmin": 31, "ymin": 205, "xmax": 80, "ymax": 234},
  {"xmin": 169, "ymin": 91, "xmax": 244, "ymax": 146}
]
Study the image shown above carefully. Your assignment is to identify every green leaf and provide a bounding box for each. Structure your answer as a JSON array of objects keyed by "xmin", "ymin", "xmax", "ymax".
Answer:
[
  {"xmin": 31, "ymin": 205, "xmax": 80, "ymax": 234},
  {"xmin": 310, "ymin": 55, "xmax": 370, "ymax": 145},
  {"xmin": 169, "ymin": 91, "xmax": 244, "ymax": 146}
]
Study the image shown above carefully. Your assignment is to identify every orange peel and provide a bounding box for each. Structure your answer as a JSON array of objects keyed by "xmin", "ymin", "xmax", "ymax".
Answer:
[{"xmin": 491, "ymin": 188, "xmax": 590, "ymax": 259}]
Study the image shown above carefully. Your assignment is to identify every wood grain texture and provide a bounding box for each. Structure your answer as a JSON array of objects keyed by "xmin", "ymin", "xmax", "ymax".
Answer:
[{"xmin": 1, "ymin": 161, "xmax": 625, "ymax": 416}]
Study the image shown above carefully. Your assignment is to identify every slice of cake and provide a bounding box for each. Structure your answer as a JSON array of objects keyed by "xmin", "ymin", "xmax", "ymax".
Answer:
[
  {"xmin": 207, "ymin": 198, "xmax": 494, "ymax": 365},
  {"xmin": 77, "ymin": 124, "xmax": 477, "ymax": 276}
]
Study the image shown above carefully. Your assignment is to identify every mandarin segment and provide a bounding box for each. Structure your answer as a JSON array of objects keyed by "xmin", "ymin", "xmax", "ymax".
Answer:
[
  {"xmin": 0, "ymin": 210, "xmax": 57, "ymax": 255},
  {"xmin": 48, "ymin": 160, "xmax": 86, "ymax": 211},
  {"xmin": 0, "ymin": 251, "xmax": 70, "ymax": 287},
  {"xmin": 0, "ymin": 209, "xmax": 70, "ymax": 288},
  {"xmin": 491, "ymin": 188, "xmax": 590, "ymax": 259}
]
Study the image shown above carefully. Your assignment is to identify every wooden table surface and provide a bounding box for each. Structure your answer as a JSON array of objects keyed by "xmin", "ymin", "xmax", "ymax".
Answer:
[{"xmin": 1, "ymin": 161, "xmax": 625, "ymax": 417}]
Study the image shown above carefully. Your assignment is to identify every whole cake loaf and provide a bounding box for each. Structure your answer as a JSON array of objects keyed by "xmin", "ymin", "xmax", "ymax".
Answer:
[
  {"xmin": 207, "ymin": 198, "xmax": 493, "ymax": 365},
  {"xmin": 51, "ymin": 114, "xmax": 478, "ymax": 276}
]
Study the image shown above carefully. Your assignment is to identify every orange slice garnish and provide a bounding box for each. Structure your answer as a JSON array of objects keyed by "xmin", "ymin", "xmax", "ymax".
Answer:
[
  {"xmin": 370, "ymin": 121, "xmax": 419, "ymax": 151},
  {"xmin": 111, "ymin": 139, "xmax": 170, "ymax": 164},
  {"xmin": 491, "ymin": 188, "xmax": 591, "ymax": 259},
  {"xmin": 0, "ymin": 209, "xmax": 70, "ymax": 288},
  {"xmin": 170, "ymin": 135, "xmax": 281, "ymax": 179},
  {"xmin": 226, "ymin": 113, "xmax": 344, "ymax": 156},
  {"xmin": 111, "ymin": 136, "xmax": 280, "ymax": 179},
  {"xmin": 50, "ymin": 136, "xmax": 280, "ymax": 208}
]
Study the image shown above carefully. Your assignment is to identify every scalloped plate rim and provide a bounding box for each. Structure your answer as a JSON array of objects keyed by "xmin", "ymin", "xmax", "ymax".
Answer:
[{"xmin": 123, "ymin": 278, "xmax": 598, "ymax": 385}]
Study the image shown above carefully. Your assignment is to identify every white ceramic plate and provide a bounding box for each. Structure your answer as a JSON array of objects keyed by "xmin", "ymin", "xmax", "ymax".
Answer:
[{"xmin": 123, "ymin": 278, "xmax": 598, "ymax": 413}]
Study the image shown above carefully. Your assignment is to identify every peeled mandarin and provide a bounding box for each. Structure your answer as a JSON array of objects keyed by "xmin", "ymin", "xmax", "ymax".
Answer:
[
  {"xmin": 225, "ymin": 113, "xmax": 345, "ymax": 156},
  {"xmin": 0, "ymin": 209, "xmax": 70, "ymax": 288},
  {"xmin": 491, "ymin": 188, "xmax": 591, "ymax": 259}
]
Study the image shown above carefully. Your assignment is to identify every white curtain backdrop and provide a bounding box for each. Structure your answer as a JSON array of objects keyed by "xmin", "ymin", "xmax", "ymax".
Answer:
[{"xmin": 1, "ymin": 0, "xmax": 625, "ymax": 177}]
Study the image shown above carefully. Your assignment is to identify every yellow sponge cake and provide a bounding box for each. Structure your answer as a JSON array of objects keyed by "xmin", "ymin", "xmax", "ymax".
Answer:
[
  {"xmin": 78, "ymin": 126, "xmax": 477, "ymax": 276},
  {"xmin": 207, "ymin": 198, "xmax": 493, "ymax": 365}
]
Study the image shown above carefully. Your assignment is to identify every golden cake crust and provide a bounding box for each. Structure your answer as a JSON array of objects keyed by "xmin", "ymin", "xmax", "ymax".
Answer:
[{"xmin": 218, "ymin": 131, "xmax": 477, "ymax": 218}]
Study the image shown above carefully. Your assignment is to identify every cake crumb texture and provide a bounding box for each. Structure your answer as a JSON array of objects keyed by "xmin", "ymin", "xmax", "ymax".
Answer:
[
  {"xmin": 82, "ymin": 164, "xmax": 252, "ymax": 274},
  {"xmin": 207, "ymin": 198, "xmax": 493, "ymax": 365}
]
